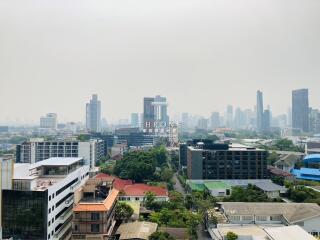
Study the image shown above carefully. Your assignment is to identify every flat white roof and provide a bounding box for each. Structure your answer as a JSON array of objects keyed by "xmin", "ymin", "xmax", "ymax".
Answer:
[
  {"xmin": 264, "ymin": 225, "xmax": 316, "ymax": 240},
  {"xmin": 14, "ymin": 163, "xmax": 35, "ymax": 180},
  {"xmin": 30, "ymin": 157, "xmax": 83, "ymax": 170}
]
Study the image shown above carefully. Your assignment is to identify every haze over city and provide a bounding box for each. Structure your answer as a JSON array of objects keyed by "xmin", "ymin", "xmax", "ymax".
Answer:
[{"xmin": 1, "ymin": 0, "xmax": 320, "ymax": 124}]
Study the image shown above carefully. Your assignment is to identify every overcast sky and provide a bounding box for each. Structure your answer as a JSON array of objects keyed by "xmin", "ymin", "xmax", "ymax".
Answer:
[{"xmin": 1, "ymin": 0, "xmax": 320, "ymax": 124}]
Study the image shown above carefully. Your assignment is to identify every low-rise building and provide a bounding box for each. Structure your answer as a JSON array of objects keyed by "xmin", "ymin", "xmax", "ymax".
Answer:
[
  {"xmin": 216, "ymin": 202, "xmax": 320, "ymax": 235},
  {"xmin": 119, "ymin": 184, "xmax": 169, "ymax": 202},
  {"xmin": 2, "ymin": 157, "xmax": 89, "ymax": 240},
  {"xmin": 254, "ymin": 181, "xmax": 287, "ymax": 198},
  {"xmin": 72, "ymin": 186, "xmax": 119, "ymax": 240}
]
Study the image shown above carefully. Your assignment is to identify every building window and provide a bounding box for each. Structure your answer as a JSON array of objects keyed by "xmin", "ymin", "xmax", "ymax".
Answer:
[
  {"xmin": 242, "ymin": 216, "xmax": 253, "ymax": 221},
  {"xmin": 311, "ymin": 232, "xmax": 319, "ymax": 237},
  {"xmin": 48, "ymin": 234, "xmax": 50, "ymax": 239},
  {"xmin": 91, "ymin": 213, "xmax": 100, "ymax": 221},
  {"xmin": 229, "ymin": 215, "xmax": 241, "ymax": 221},
  {"xmin": 91, "ymin": 224, "xmax": 100, "ymax": 233},
  {"xmin": 74, "ymin": 224, "xmax": 78, "ymax": 232},
  {"xmin": 75, "ymin": 213, "xmax": 80, "ymax": 219},
  {"xmin": 49, "ymin": 196, "xmax": 51, "ymax": 201},
  {"xmin": 256, "ymin": 215, "xmax": 268, "ymax": 221},
  {"xmin": 270, "ymin": 215, "xmax": 281, "ymax": 221},
  {"xmin": 135, "ymin": 197, "xmax": 139, "ymax": 201}
]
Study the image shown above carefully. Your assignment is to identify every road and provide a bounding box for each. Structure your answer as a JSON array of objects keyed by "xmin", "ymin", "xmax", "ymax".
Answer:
[{"xmin": 173, "ymin": 172, "xmax": 186, "ymax": 196}]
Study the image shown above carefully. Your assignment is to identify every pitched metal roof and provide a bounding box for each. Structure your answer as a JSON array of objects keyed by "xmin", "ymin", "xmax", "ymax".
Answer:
[{"xmin": 218, "ymin": 202, "xmax": 320, "ymax": 223}]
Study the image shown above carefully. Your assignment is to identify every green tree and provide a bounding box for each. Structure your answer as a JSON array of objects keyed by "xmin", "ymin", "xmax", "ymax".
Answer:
[
  {"xmin": 115, "ymin": 202, "xmax": 134, "ymax": 222},
  {"xmin": 145, "ymin": 191, "xmax": 156, "ymax": 209},
  {"xmin": 226, "ymin": 231, "xmax": 238, "ymax": 240},
  {"xmin": 161, "ymin": 167, "xmax": 173, "ymax": 182},
  {"xmin": 267, "ymin": 151, "xmax": 279, "ymax": 165},
  {"xmin": 149, "ymin": 232, "xmax": 175, "ymax": 240}
]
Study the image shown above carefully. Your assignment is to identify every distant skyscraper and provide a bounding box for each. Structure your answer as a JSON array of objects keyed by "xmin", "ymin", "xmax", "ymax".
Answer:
[
  {"xmin": 197, "ymin": 118, "xmax": 208, "ymax": 131},
  {"xmin": 40, "ymin": 113, "xmax": 57, "ymax": 130},
  {"xmin": 292, "ymin": 89, "xmax": 309, "ymax": 132},
  {"xmin": 181, "ymin": 112, "xmax": 189, "ymax": 130},
  {"xmin": 226, "ymin": 105, "xmax": 234, "ymax": 128},
  {"xmin": 143, "ymin": 95, "xmax": 169, "ymax": 133},
  {"xmin": 309, "ymin": 109, "xmax": 320, "ymax": 134},
  {"xmin": 263, "ymin": 110, "xmax": 271, "ymax": 131},
  {"xmin": 256, "ymin": 90, "xmax": 264, "ymax": 132},
  {"xmin": 86, "ymin": 94, "xmax": 101, "ymax": 132},
  {"xmin": 131, "ymin": 113, "xmax": 139, "ymax": 128},
  {"xmin": 210, "ymin": 112, "xmax": 220, "ymax": 129}
]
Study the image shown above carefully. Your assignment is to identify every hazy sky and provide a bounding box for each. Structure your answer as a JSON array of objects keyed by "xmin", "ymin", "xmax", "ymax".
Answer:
[{"xmin": 1, "ymin": 0, "xmax": 320, "ymax": 124}]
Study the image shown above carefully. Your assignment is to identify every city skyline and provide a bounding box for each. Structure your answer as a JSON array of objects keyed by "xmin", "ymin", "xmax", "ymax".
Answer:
[{"xmin": 1, "ymin": 0, "xmax": 320, "ymax": 124}]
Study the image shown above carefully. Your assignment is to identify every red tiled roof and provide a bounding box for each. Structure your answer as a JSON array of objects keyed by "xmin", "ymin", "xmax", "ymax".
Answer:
[
  {"xmin": 73, "ymin": 189, "xmax": 119, "ymax": 212},
  {"xmin": 114, "ymin": 178, "xmax": 133, "ymax": 191},
  {"xmin": 94, "ymin": 173, "xmax": 115, "ymax": 181},
  {"xmin": 122, "ymin": 184, "xmax": 168, "ymax": 197}
]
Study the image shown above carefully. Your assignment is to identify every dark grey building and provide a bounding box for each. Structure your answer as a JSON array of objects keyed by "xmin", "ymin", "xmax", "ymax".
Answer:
[
  {"xmin": 187, "ymin": 143, "xmax": 268, "ymax": 179},
  {"xmin": 179, "ymin": 143, "xmax": 188, "ymax": 166},
  {"xmin": 292, "ymin": 89, "xmax": 309, "ymax": 132}
]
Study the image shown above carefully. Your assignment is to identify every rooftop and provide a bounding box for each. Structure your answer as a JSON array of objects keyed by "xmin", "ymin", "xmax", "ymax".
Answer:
[
  {"xmin": 217, "ymin": 202, "xmax": 320, "ymax": 223},
  {"xmin": 304, "ymin": 154, "xmax": 320, "ymax": 162},
  {"xmin": 264, "ymin": 225, "xmax": 316, "ymax": 240},
  {"xmin": 122, "ymin": 184, "xmax": 168, "ymax": 197},
  {"xmin": 254, "ymin": 181, "xmax": 287, "ymax": 192},
  {"xmin": 291, "ymin": 168, "xmax": 320, "ymax": 181},
  {"xmin": 116, "ymin": 221, "xmax": 158, "ymax": 240},
  {"xmin": 204, "ymin": 181, "xmax": 231, "ymax": 190},
  {"xmin": 73, "ymin": 188, "xmax": 119, "ymax": 212},
  {"xmin": 30, "ymin": 157, "xmax": 83, "ymax": 169}
]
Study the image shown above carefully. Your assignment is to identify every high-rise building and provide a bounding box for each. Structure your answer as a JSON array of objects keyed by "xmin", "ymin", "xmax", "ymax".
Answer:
[
  {"xmin": 292, "ymin": 89, "xmax": 309, "ymax": 132},
  {"xmin": 310, "ymin": 109, "xmax": 320, "ymax": 134},
  {"xmin": 40, "ymin": 113, "xmax": 57, "ymax": 130},
  {"xmin": 131, "ymin": 113, "xmax": 139, "ymax": 128},
  {"xmin": 143, "ymin": 95, "xmax": 169, "ymax": 133},
  {"xmin": 187, "ymin": 142, "xmax": 267, "ymax": 179},
  {"xmin": 263, "ymin": 110, "xmax": 271, "ymax": 132},
  {"xmin": 225, "ymin": 105, "xmax": 234, "ymax": 128},
  {"xmin": 210, "ymin": 112, "xmax": 220, "ymax": 130},
  {"xmin": 181, "ymin": 112, "xmax": 189, "ymax": 130},
  {"xmin": 86, "ymin": 94, "xmax": 101, "ymax": 132},
  {"xmin": 197, "ymin": 118, "xmax": 208, "ymax": 131},
  {"xmin": 0, "ymin": 154, "xmax": 14, "ymax": 239},
  {"xmin": 2, "ymin": 158, "xmax": 89, "ymax": 240},
  {"xmin": 256, "ymin": 90, "xmax": 264, "ymax": 132},
  {"xmin": 16, "ymin": 138, "xmax": 105, "ymax": 169}
]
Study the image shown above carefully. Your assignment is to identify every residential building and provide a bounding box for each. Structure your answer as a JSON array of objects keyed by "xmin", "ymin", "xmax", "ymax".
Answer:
[
  {"xmin": 40, "ymin": 113, "xmax": 58, "ymax": 130},
  {"xmin": 292, "ymin": 89, "xmax": 309, "ymax": 132},
  {"xmin": 187, "ymin": 142, "xmax": 268, "ymax": 180},
  {"xmin": 86, "ymin": 94, "xmax": 101, "ymax": 132},
  {"xmin": 130, "ymin": 113, "xmax": 139, "ymax": 128},
  {"xmin": 2, "ymin": 157, "xmax": 89, "ymax": 240},
  {"xmin": 274, "ymin": 153, "xmax": 301, "ymax": 173},
  {"xmin": 116, "ymin": 221, "xmax": 157, "ymax": 240},
  {"xmin": 254, "ymin": 181, "xmax": 287, "ymax": 198},
  {"xmin": 215, "ymin": 202, "xmax": 320, "ymax": 236},
  {"xmin": 179, "ymin": 143, "xmax": 188, "ymax": 166},
  {"xmin": 16, "ymin": 138, "xmax": 105, "ymax": 168},
  {"xmin": 94, "ymin": 173, "xmax": 169, "ymax": 202},
  {"xmin": 72, "ymin": 179, "xmax": 119, "ymax": 240},
  {"xmin": 0, "ymin": 154, "xmax": 14, "ymax": 239}
]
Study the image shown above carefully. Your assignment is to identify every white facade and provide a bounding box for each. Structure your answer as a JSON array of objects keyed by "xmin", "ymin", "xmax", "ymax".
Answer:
[
  {"xmin": 18, "ymin": 139, "xmax": 104, "ymax": 169},
  {"xmin": 40, "ymin": 113, "xmax": 58, "ymax": 130},
  {"xmin": 12, "ymin": 158, "xmax": 89, "ymax": 240},
  {"xmin": 118, "ymin": 195, "xmax": 169, "ymax": 202}
]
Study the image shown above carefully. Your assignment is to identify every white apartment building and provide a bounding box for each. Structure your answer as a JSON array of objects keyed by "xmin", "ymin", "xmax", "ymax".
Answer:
[
  {"xmin": 2, "ymin": 157, "xmax": 89, "ymax": 240},
  {"xmin": 16, "ymin": 138, "xmax": 105, "ymax": 169},
  {"xmin": 40, "ymin": 113, "xmax": 58, "ymax": 130}
]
